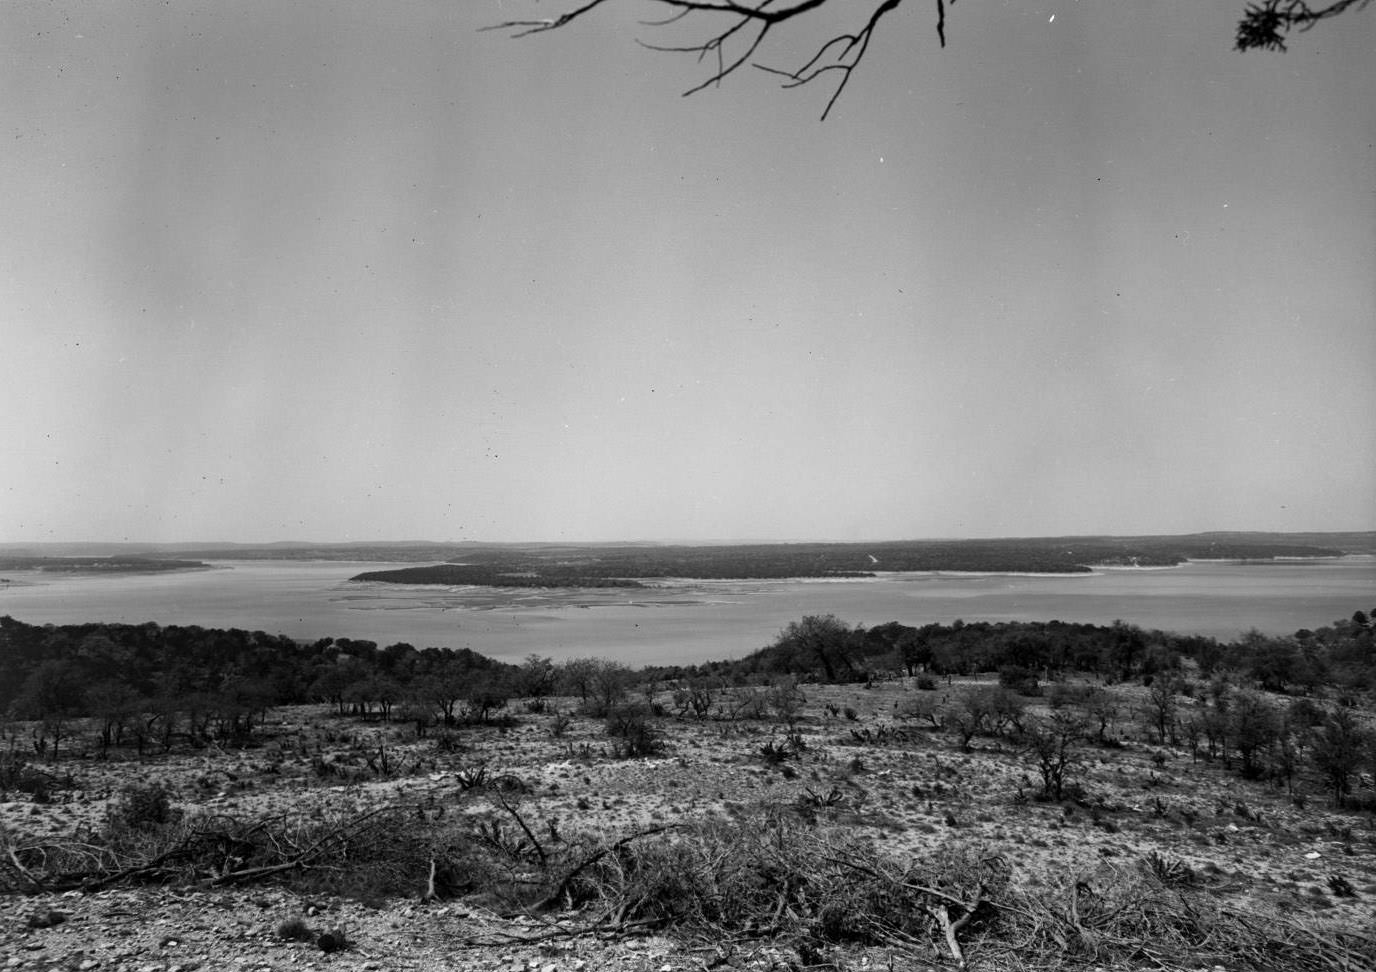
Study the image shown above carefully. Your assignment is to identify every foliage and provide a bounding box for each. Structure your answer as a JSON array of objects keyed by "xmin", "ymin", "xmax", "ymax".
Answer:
[
  {"xmin": 1235, "ymin": 0, "xmax": 1372, "ymax": 51},
  {"xmin": 0, "ymin": 751, "xmax": 56, "ymax": 801},
  {"xmin": 0, "ymin": 616, "xmax": 516, "ymax": 753},
  {"xmin": 1310, "ymin": 707, "xmax": 1369, "ymax": 805},
  {"xmin": 762, "ymin": 615, "xmax": 865, "ymax": 683},
  {"xmin": 999, "ymin": 665, "xmax": 1041, "ymax": 696},
  {"xmin": 605, "ymin": 704, "xmax": 665, "ymax": 758}
]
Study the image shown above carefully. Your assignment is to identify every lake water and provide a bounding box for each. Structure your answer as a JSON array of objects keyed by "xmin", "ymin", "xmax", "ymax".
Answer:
[{"xmin": 1, "ymin": 557, "xmax": 1372, "ymax": 667}]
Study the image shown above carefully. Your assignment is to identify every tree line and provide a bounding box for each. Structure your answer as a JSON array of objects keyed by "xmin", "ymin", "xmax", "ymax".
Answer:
[
  {"xmin": 3, "ymin": 608, "xmax": 1371, "ymax": 790},
  {"xmin": 647, "ymin": 611, "xmax": 1375, "ymax": 693}
]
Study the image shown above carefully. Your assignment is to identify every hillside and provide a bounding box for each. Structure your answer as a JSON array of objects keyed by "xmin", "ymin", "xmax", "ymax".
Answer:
[{"xmin": 2, "ymin": 610, "xmax": 1374, "ymax": 971}]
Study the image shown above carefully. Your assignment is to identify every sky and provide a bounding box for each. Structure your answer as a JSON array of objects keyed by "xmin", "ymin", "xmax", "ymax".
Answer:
[{"xmin": 2, "ymin": 0, "xmax": 1373, "ymax": 544}]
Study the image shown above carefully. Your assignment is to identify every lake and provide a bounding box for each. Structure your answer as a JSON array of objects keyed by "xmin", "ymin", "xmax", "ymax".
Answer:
[{"xmin": 1, "ymin": 557, "xmax": 1372, "ymax": 667}]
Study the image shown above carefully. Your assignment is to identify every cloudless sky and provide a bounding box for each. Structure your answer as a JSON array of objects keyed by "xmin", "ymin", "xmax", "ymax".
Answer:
[{"xmin": 3, "ymin": 0, "xmax": 1373, "ymax": 543}]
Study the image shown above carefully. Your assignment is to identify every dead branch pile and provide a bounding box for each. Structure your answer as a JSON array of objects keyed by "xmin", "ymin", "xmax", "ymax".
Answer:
[
  {"xmin": 2, "ymin": 805, "xmax": 473, "ymax": 902},
  {"xmin": 1004, "ymin": 859, "xmax": 1376, "ymax": 972},
  {"xmin": 4, "ymin": 803, "xmax": 1373, "ymax": 972},
  {"xmin": 555, "ymin": 812, "xmax": 1375, "ymax": 972},
  {"xmin": 562, "ymin": 809, "xmax": 1007, "ymax": 966}
]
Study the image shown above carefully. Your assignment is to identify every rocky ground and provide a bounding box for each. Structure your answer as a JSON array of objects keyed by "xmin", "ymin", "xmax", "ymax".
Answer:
[
  {"xmin": 2, "ymin": 677, "xmax": 1374, "ymax": 970},
  {"xmin": 2, "ymin": 886, "xmax": 751, "ymax": 972}
]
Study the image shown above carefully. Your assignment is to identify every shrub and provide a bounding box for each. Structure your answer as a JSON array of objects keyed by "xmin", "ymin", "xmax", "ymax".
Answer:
[
  {"xmin": 431, "ymin": 730, "xmax": 463, "ymax": 754},
  {"xmin": 999, "ymin": 666, "xmax": 1041, "ymax": 696},
  {"xmin": 605, "ymin": 704, "xmax": 664, "ymax": 758},
  {"xmin": 895, "ymin": 694, "xmax": 942, "ymax": 728},
  {"xmin": 0, "ymin": 753, "xmax": 54, "ymax": 802},
  {"xmin": 1328, "ymin": 875, "xmax": 1357, "ymax": 898},
  {"xmin": 276, "ymin": 917, "xmax": 316, "ymax": 942},
  {"xmin": 549, "ymin": 711, "xmax": 573, "ymax": 738},
  {"xmin": 316, "ymin": 928, "xmax": 352, "ymax": 952},
  {"xmin": 1047, "ymin": 682, "xmax": 1092, "ymax": 709},
  {"xmin": 106, "ymin": 783, "xmax": 180, "ymax": 835},
  {"xmin": 1141, "ymin": 851, "xmax": 1197, "ymax": 887}
]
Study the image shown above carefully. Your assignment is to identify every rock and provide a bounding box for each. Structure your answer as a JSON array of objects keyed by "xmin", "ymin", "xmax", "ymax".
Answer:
[
  {"xmin": 25, "ymin": 907, "xmax": 68, "ymax": 929},
  {"xmin": 317, "ymin": 930, "xmax": 348, "ymax": 953}
]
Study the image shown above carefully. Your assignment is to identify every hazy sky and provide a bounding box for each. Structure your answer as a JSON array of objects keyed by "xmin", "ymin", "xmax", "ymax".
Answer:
[{"xmin": 3, "ymin": 0, "xmax": 1373, "ymax": 543}]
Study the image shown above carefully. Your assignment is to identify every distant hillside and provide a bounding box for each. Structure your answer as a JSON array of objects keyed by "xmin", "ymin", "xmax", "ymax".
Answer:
[
  {"xmin": 0, "ymin": 556, "xmax": 210, "ymax": 574},
  {"xmin": 4, "ymin": 532, "xmax": 1364, "ymax": 589},
  {"xmin": 344, "ymin": 533, "xmax": 1357, "ymax": 588}
]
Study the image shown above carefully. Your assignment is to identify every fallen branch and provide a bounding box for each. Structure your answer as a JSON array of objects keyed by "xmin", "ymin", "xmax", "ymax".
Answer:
[{"xmin": 533, "ymin": 825, "xmax": 676, "ymax": 913}]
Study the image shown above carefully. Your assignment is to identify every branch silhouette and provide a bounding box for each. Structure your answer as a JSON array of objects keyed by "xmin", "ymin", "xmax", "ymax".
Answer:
[{"xmin": 488, "ymin": 0, "xmax": 1370, "ymax": 118}]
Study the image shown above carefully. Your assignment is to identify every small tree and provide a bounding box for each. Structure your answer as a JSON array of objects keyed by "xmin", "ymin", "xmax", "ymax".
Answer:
[
  {"xmin": 673, "ymin": 677, "xmax": 719, "ymax": 719},
  {"xmin": 1142, "ymin": 676, "xmax": 1181, "ymax": 745},
  {"xmin": 13, "ymin": 660, "xmax": 85, "ymax": 762},
  {"xmin": 559, "ymin": 657, "xmax": 600, "ymax": 707},
  {"xmin": 1310, "ymin": 708, "xmax": 1369, "ymax": 806},
  {"xmin": 1077, "ymin": 687, "xmax": 1121, "ymax": 745},
  {"xmin": 945, "ymin": 689, "xmax": 996, "ymax": 751},
  {"xmin": 467, "ymin": 672, "xmax": 513, "ymax": 724},
  {"xmin": 1025, "ymin": 711, "xmax": 1088, "ymax": 801},
  {"xmin": 767, "ymin": 678, "xmax": 806, "ymax": 725},
  {"xmin": 585, "ymin": 659, "xmax": 633, "ymax": 718},
  {"xmin": 1228, "ymin": 691, "xmax": 1280, "ymax": 779},
  {"xmin": 773, "ymin": 615, "xmax": 860, "ymax": 683},
  {"xmin": 518, "ymin": 654, "xmax": 558, "ymax": 699},
  {"xmin": 87, "ymin": 679, "xmax": 144, "ymax": 753},
  {"xmin": 423, "ymin": 661, "xmax": 473, "ymax": 727},
  {"xmin": 987, "ymin": 687, "xmax": 1027, "ymax": 737}
]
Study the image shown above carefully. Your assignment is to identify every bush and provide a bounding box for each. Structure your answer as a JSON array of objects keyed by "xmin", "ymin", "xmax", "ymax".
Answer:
[
  {"xmin": 1047, "ymin": 682, "xmax": 1092, "ymax": 709},
  {"xmin": 0, "ymin": 753, "xmax": 55, "ymax": 802},
  {"xmin": 549, "ymin": 711, "xmax": 573, "ymax": 738},
  {"xmin": 999, "ymin": 666, "xmax": 1041, "ymax": 696},
  {"xmin": 276, "ymin": 917, "xmax": 316, "ymax": 942},
  {"xmin": 605, "ymin": 704, "xmax": 664, "ymax": 758},
  {"xmin": 106, "ymin": 783, "xmax": 180, "ymax": 835},
  {"xmin": 431, "ymin": 730, "xmax": 463, "ymax": 754}
]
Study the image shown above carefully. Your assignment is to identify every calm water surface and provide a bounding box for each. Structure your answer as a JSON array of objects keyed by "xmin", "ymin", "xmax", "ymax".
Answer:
[{"xmin": 1, "ymin": 558, "xmax": 1371, "ymax": 666}]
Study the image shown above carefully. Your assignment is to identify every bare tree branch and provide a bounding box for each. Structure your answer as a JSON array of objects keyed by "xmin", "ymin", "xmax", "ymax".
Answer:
[
  {"xmin": 756, "ymin": 0, "xmax": 903, "ymax": 120},
  {"xmin": 489, "ymin": 0, "xmax": 1370, "ymax": 119},
  {"xmin": 489, "ymin": 0, "xmax": 915, "ymax": 117},
  {"xmin": 483, "ymin": 0, "xmax": 619, "ymax": 38}
]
